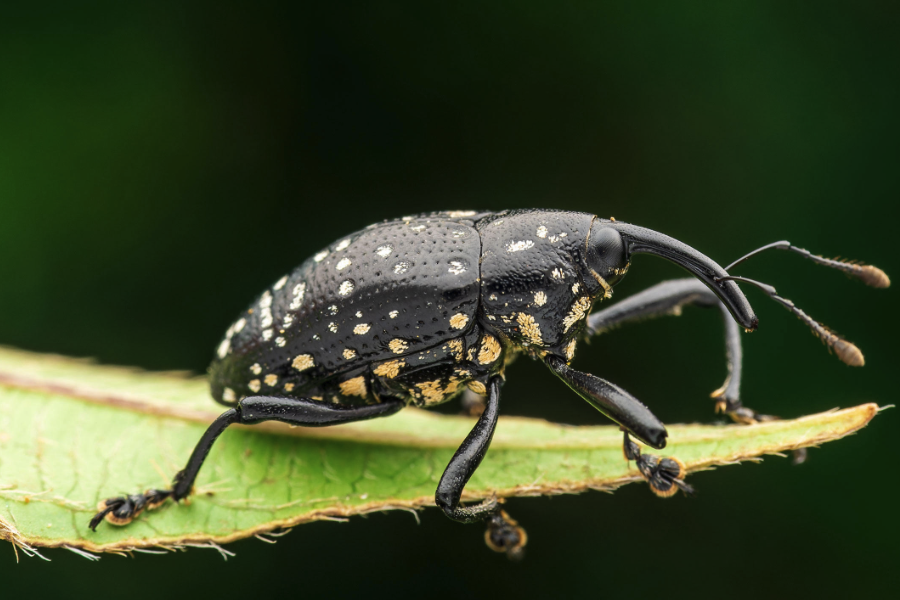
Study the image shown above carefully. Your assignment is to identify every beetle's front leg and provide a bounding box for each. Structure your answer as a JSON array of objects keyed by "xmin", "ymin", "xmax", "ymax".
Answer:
[
  {"xmin": 545, "ymin": 355, "xmax": 695, "ymax": 498},
  {"xmin": 586, "ymin": 278, "xmax": 775, "ymax": 424},
  {"xmin": 435, "ymin": 376, "xmax": 526, "ymax": 559}
]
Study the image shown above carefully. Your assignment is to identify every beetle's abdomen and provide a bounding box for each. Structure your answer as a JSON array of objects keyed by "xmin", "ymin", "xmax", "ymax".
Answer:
[{"xmin": 210, "ymin": 215, "xmax": 483, "ymax": 404}]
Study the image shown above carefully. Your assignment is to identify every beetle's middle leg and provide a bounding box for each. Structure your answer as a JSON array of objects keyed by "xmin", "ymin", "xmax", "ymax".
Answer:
[
  {"xmin": 89, "ymin": 396, "xmax": 404, "ymax": 530},
  {"xmin": 545, "ymin": 355, "xmax": 694, "ymax": 498},
  {"xmin": 435, "ymin": 376, "xmax": 527, "ymax": 559},
  {"xmin": 585, "ymin": 278, "xmax": 775, "ymax": 424}
]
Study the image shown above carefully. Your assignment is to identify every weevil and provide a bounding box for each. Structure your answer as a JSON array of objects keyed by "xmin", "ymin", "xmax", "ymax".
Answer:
[{"xmin": 90, "ymin": 209, "xmax": 889, "ymax": 558}]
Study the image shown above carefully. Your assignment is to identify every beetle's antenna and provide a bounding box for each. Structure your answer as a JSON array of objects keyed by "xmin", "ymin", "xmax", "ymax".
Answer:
[
  {"xmin": 725, "ymin": 241, "xmax": 890, "ymax": 288},
  {"xmin": 716, "ymin": 275, "xmax": 864, "ymax": 366}
]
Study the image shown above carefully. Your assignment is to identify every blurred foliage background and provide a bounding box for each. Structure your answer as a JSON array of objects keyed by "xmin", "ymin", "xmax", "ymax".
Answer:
[{"xmin": 1, "ymin": 1, "xmax": 897, "ymax": 597}]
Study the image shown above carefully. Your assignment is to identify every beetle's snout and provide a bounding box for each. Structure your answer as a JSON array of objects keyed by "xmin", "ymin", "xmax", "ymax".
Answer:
[{"xmin": 599, "ymin": 220, "xmax": 758, "ymax": 331}]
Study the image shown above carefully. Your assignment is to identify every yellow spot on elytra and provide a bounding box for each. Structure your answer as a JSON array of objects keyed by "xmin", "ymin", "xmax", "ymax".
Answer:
[
  {"xmin": 373, "ymin": 359, "xmax": 405, "ymax": 379},
  {"xmin": 447, "ymin": 339, "xmax": 464, "ymax": 361},
  {"xmin": 562, "ymin": 297, "xmax": 593, "ymax": 333},
  {"xmin": 389, "ymin": 338, "xmax": 408, "ymax": 354},
  {"xmin": 284, "ymin": 383, "xmax": 295, "ymax": 392},
  {"xmin": 353, "ymin": 323, "xmax": 371, "ymax": 335},
  {"xmin": 516, "ymin": 313, "xmax": 543, "ymax": 346},
  {"xmin": 477, "ymin": 335, "xmax": 502, "ymax": 365},
  {"xmin": 533, "ymin": 291, "xmax": 547, "ymax": 306},
  {"xmin": 292, "ymin": 354, "xmax": 315, "ymax": 372},
  {"xmin": 467, "ymin": 380, "xmax": 486, "ymax": 395},
  {"xmin": 450, "ymin": 313, "xmax": 469, "ymax": 330},
  {"xmin": 250, "ymin": 363, "xmax": 262, "ymax": 375},
  {"xmin": 343, "ymin": 348, "xmax": 357, "ymax": 360},
  {"xmin": 416, "ymin": 376, "xmax": 463, "ymax": 405},
  {"xmin": 222, "ymin": 388, "xmax": 236, "ymax": 402},
  {"xmin": 264, "ymin": 374, "xmax": 278, "ymax": 386},
  {"xmin": 339, "ymin": 376, "xmax": 367, "ymax": 398},
  {"xmin": 248, "ymin": 379, "xmax": 261, "ymax": 393}
]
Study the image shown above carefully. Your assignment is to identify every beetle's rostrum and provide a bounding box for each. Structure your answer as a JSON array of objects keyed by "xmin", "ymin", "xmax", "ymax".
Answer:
[{"xmin": 89, "ymin": 208, "xmax": 889, "ymax": 558}]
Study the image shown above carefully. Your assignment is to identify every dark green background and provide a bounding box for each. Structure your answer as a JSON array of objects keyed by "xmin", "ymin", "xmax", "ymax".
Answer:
[{"xmin": 2, "ymin": 2, "xmax": 897, "ymax": 598}]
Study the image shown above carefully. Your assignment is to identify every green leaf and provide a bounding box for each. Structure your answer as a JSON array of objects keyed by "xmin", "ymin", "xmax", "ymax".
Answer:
[{"xmin": 0, "ymin": 346, "xmax": 879, "ymax": 558}]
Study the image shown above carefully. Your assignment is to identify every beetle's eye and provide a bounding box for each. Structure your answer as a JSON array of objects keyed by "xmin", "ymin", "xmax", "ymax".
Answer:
[{"xmin": 587, "ymin": 224, "xmax": 627, "ymax": 285}]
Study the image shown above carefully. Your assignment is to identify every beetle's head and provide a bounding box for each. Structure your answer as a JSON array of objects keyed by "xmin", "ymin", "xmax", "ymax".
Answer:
[{"xmin": 588, "ymin": 218, "xmax": 758, "ymax": 330}]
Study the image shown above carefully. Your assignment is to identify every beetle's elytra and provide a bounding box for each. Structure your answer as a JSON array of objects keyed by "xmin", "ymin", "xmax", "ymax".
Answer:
[{"xmin": 90, "ymin": 209, "xmax": 889, "ymax": 558}]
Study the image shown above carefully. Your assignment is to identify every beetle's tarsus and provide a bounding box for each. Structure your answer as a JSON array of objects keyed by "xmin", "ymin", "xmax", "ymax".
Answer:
[
  {"xmin": 714, "ymin": 399, "xmax": 778, "ymax": 425},
  {"xmin": 89, "ymin": 489, "xmax": 172, "ymax": 530},
  {"xmin": 484, "ymin": 510, "xmax": 527, "ymax": 560},
  {"xmin": 623, "ymin": 432, "xmax": 694, "ymax": 498}
]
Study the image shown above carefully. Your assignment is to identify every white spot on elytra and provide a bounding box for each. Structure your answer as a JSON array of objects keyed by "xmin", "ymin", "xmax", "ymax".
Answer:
[
  {"xmin": 572, "ymin": 283, "xmax": 580, "ymax": 294},
  {"xmin": 338, "ymin": 280, "xmax": 355, "ymax": 296},
  {"xmin": 410, "ymin": 224, "xmax": 426, "ymax": 232},
  {"xmin": 536, "ymin": 226, "xmax": 548, "ymax": 238},
  {"xmin": 248, "ymin": 379, "xmax": 261, "ymax": 393},
  {"xmin": 223, "ymin": 388, "xmax": 236, "ymax": 402},
  {"xmin": 273, "ymin": 275, "xmax": 288, "ymax": 291},
  {"xmin": 335, "ymin": 239, "xmax": 351, "ymax": 251},
  {"xmin": 259, "ymin": 290, "xmax": 273, "ymax": 309},
  {"xmin": 289, "ymin": 282, "xmax": 307, "ymax": 310},
  {"xmin": 506, "ymin": 240, "xmax": 534, "ymax": 252},
  {"xmin": 262, "ymin": 328, "xmax": 273, "ymax": 341},
  {"xmin": 314, "ymin": 250, "xmax": 329, "ymax": 262},
  {"xmin": 376, "ymin": 245, "xmax": 393, "ymax": 258},
  {"xmin": 251, "ymin": 363, "xmax": 262, "ymax": 375},
  {"xmin": 549, "ymin": 235, "xmax": 559, "ymax": 243},
  {"xmin": 275, "ymin": 336, "xmax": 286, "ymax": 347},
  {"xmin": 446, "ymin": 210, "xmax": 476, "ymax": 218},
  {"xmin": 216, "ymin": 339, "xmax": 231, "ymax": 359},
  {"xmin": 336, "ymin": 258, "xmax": 352, "ymax": 271},
  {"xmin": 328, "ymin": 322, "xmax": 338, "ymax": 333},
  {"xmin": 452, "ymin": 230, "xmax": 466, "ymax": 238},
  {"xmin": 393, "ymin": 261, "xmax": 411, "ymax": 275},
  {"xmin": 328, "ymin": 305, "xmax": 339, "ymax": 315},
  {"xmin": 355, "ymin": 311, "xmax": 363, "ymax": 318},
  {"xmin": 260, "ymin": 307, "xmax": 273, "ymax": 328},
  {"xmin": 448, "ymin": 260, "xmax": 467, "ymax": 275},
  {"xmin": 389, "ymin": 310, "xmax": 399, "ymax": 319},
  {"xmin": 551, "ymin": 268, "xmax": 564, "ymax": 279},
  {"xmin": 343, "ymin": 348, "xmax": 357, "ymax": 360},
  {"xmin": 354, "ymin": 323, "xmax": 371, "ymax": 335},
  {"xmin": 264, "ymin": 374, "xmax": 278, "ymax": 386},
  {"xmin": 233, "ymin": 318, "xmax": 246, "ymax": 333},
  {"xmin": 282, "ymin": 314, "xmax": 294, "ymax": 328},
  {"xmin": 534, "ymin": 291, "xmax": 547, "ymax": 306}
]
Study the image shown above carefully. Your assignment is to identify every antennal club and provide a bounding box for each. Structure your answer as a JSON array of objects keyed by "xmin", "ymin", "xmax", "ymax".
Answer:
[
  {"xmin": 716, "ymin": 275, "xmax": 865, "ymax": 367},
  {"xmin": 725, "ymin": 241, "xmax": 890, "ymax": 288}
]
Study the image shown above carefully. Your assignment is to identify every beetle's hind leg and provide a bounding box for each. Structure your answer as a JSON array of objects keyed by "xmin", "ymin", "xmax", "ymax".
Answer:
[
  {"xmin": 90, "ymin": 397, "xmax": 404, "ymax": 531},
  {"xmin": 586, "ymin": 278, "xmax": 775, "ymax": 424},
  {"xmin": 435, "ymin": 376, "xmax": 527, "ymax": 559}
]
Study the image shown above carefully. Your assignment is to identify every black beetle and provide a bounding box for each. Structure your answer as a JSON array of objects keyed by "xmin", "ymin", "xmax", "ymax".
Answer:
[{"xmin": 90, "ymin": 209, "xmax": 889, "ymax": 558}]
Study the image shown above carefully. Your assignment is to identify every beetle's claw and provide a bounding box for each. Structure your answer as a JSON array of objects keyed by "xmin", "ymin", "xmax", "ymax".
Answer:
[
  {"xmin": 623, "ymin": 432, "xmax": 694, "ymax": 498},
  {"xmin": 89, "ymin": 489, "xmax": 172, "ymax": 530},
  {"xmin": 484, "ymin": 510, "xmax": 527, "ymax": 560},
  {"xmin": 713, "ymin": 396, "xmax": 778, "ymax": 425}
]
